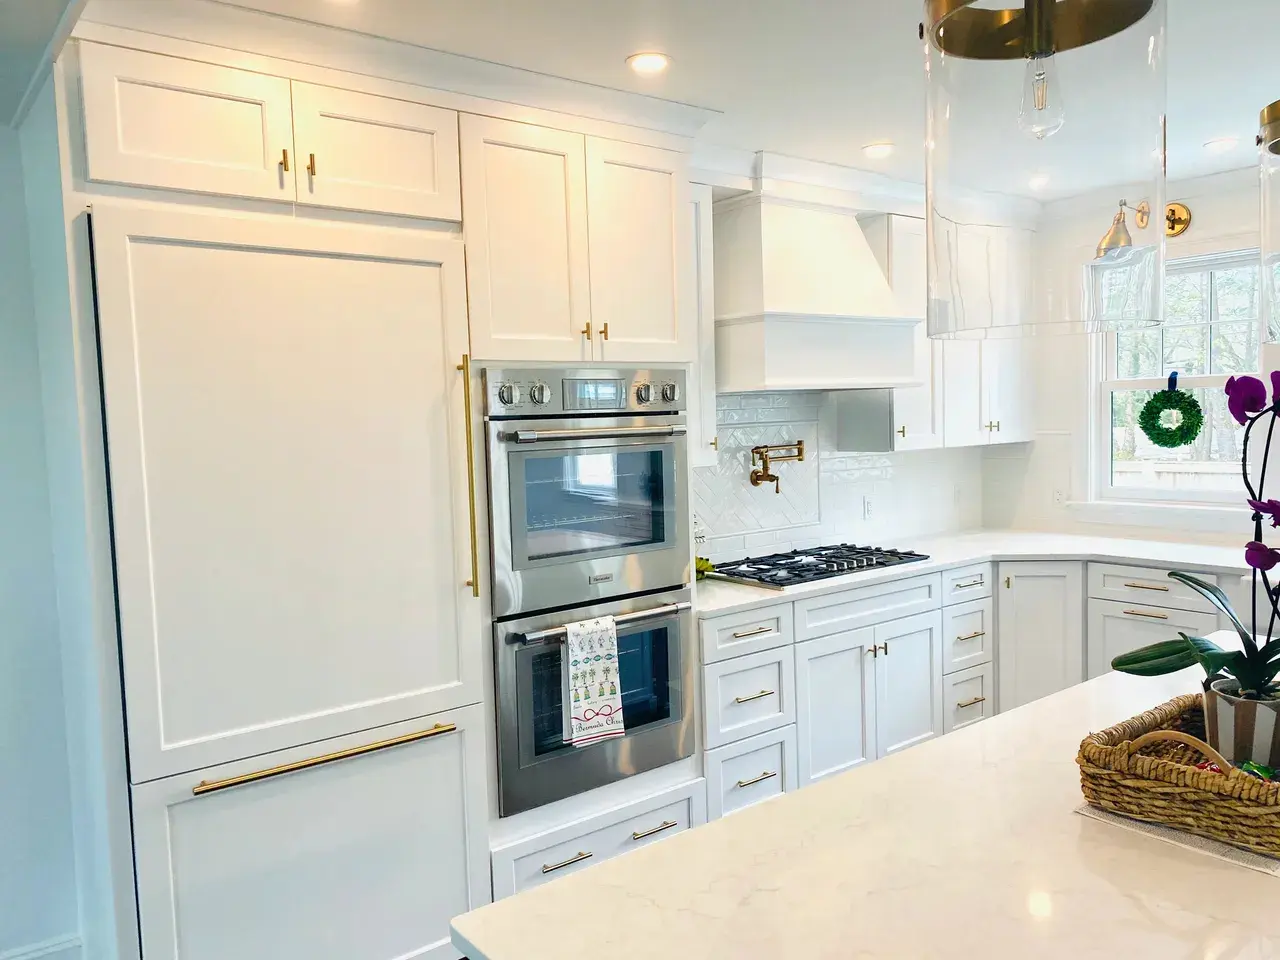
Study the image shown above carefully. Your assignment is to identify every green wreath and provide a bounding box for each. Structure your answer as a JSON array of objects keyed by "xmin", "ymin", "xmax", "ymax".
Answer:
[{"xmin": 1138, "ymin": 373, "xmax": 1203, "ymax": 449}]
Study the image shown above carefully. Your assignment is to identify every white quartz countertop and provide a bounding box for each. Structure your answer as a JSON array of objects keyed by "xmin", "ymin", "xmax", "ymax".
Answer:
[
  {"xmin": 452, "ymin": 665, "xmax": 1278, "ymax": 960},
  {"xmin": 695, "ymin": 529, "xmax": 1250, "ymax": 618}
]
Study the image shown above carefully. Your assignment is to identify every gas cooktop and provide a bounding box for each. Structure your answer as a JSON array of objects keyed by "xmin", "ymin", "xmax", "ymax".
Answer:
[{"xmin": 707, "ymin": 544, "xmax": 929, "ymax": 590}]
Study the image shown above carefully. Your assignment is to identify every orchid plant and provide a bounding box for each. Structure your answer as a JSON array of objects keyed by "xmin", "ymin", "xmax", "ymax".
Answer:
[{"xmin": 1112, "ymin": 373, "xmax": 1280, "ymax": 700}]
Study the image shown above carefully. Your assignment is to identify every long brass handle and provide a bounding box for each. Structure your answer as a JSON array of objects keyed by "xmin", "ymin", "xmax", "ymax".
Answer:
[
  {"xmin": 956, "ymin": 630, "xmax": 986, "ymax": 642},
  {"xmin": 192, "ymin": 722, "xmax": 456, "ymax": 796},
  {"xmin": 731, "ymin": 625, "xmax": 773, "ymax": 639},
  {"xmin": 280, "ymin": 148, "xmax": 289, "ymax": 171},
  {"xmin": 956, "ymin": 695, "xmax": 987, "ymax": 709},
  {"xmin": 733, "ymin": 689, "xmax": 775, "ymax": 705},
  {"xmin": 1123, "ymin": 609, "xmax": 1169, "ymax": 620},
  {"xmin": 953, "ymin": 577, "xmax": 985, "ymax": 589},
  {"xmin": 541, "ymin": 851, "xmax": 592, "ymax": 874},
  {"xmin": 735, "ymin": 770, "xmax": 777, "ymax": 789},
  {"xmin": 457, "ymin": 355, "xmax": 480, "ymax": 598},
  {"xmin": 1124, "ymin": 582, "xmax": 1170, "ymax": 592},
  {"xmin": 631, "ymin": 819, "xmax": 678, "ymax": 841},
  {"xmin": 307, "ymin": 152, "xmax": 317, "ymax": 176}
]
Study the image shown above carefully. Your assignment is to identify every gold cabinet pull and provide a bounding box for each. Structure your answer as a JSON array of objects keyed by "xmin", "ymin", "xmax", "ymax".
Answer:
[
  {"xmin": 956, "ymin": 630, "xmax": 986, "ymax": 642},
  {"xmin": 994, "ymin": 420, "xmax": 1001, "ymax": 431},
  {"xmin": 541, "ymin": 851, "xmax": 592, "ymax": 874},
  {"xmin": 710, "ymin": 437, "xmax": 719, "ymax": 451},
  {"xmin": 953, "ymin": 577, "xmax": 985, "ymax": 590},
  {"xmin": 582, "ymin": 322, "xmax": 592, "ymax": 340},
  {"xmin": 866, "ymin": 645, "xmax": 878, "ymax": 658},
  {"xmin": 731, "ymin": 625, "xmax": 772, "ymax": 639},
  {"xmin": 1124, "ymin": 582, "xmax": 1170, "ymax": 592},
  {"xmin": 1122, "ymin": 609, "xmax": 1168, "ymax": 620},
  {"xmin": 192, "ymin": 723, "xmax": 456, "ymax": 796},
  {"xmin": 631, "ymin": 819, "xmax": 679, "ymax": 841},
  {"xmin": 733, "ymin": 689, "xmax": 775, "ymax": 705},
  {"xmin": 1005, "ymin": 576, "xmax": 1011, "ymax": 588},
  {"xmin": 897, "ymin": 426, "xmax": 906, "ymax": 438},
  {"xmin": 602, "ymin": 322, "xmax": 610, "ymax": 340},
  {"xmin": 307, "ymin": 152, "xmax": 317, "ymax": 176},
  {"xmin": 880, "ymin": 642, "xmax": 889, "ymax": 656},
  {"xmin": 456, "ymin": 355, "xmax": 480, "ymax": 597},
  {"xmin": 280, "ymin": 148, "xmax": 290, "ymax": 171},
  {"xmin": 735, "ymin": 770, "xmax": 777, "ymax": 789},
  {"xmin": 956, "ymin": 695, "xmax": 987, "ymax": 709}
]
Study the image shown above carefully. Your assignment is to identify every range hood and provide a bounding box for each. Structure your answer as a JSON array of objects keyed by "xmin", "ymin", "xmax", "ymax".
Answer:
[{"xmin": 713, "ymin": 194, "xmax": 922, "ymax": 393}]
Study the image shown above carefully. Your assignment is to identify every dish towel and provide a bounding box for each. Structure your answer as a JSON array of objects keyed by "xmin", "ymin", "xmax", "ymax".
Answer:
[{"xmin": 563, "ymin": 616, "xmax": 626, "ymax": 748}]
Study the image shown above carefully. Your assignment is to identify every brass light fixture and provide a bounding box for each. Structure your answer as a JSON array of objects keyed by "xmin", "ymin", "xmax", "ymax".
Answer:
[
  {"xmin": 1096, "ymin": 200, "xmax": 1190, "ymax": 260},
  {"xmin": 1260, "ymin": 99, "xmax": 1280, "ymax": 340}
]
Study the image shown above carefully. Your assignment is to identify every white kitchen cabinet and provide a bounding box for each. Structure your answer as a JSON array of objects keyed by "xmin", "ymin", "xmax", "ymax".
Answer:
[
  {"xmin": 941, "ymin": 597, "xmax": 994, "ymax": 674},
  {"xmin": 290, "ymin": 81, "xmax": 461, "ymax": 220},
  {"xmin": 705, "ymin": 725, "xmax": 798, "ymax": 819},
  {"xmin": 132, "ymin": 705, "xmax": 489, "ymax": 960},
  {"xmin": 703, "ymin": 646, "xmax": 796, "ymax": 749},
  {"xmin": 795, "ymin": 628, "xmax": 877, "ymax": 786},
  {"xmin": 794, "ymin": 573, "xmax": 941, "ymax": 641},
  {"xmin": 942, "ymin": 662, "xmax": 996, "ymax": 733},
  {"xmin": 1086, "ymin": 599, "xmax": 1218, "ymax": 680},
  {"xmin": 688, "ymin": 182, "xmax": 719, "ymax": 468},
  {"xmin": 700, "ymin": 601, "xmax": 794, "ymax": 664},
  {"xmin": 586, "ymin": 138, "xmax": 693, "ymax": 362},
  {"xmin": 874, "ymin": 611, "xmax": 944, "ymax": 757},
  {"xmin": 1087, "ymin": 563, "xmax": 1219, "ymax": 614},
  {"xmin": 879, "ymin": 215, "xmax": 943, "ymax": 450},
  {"xmin": 79, "ymin": 42, "xmax": 295, "ymax": 201},
  {"xmin": 997, "ymin": 562, "xmax": 1084, "ymax": 710},
  {"xmin": 460, "ymin": 114, "xmax": 593, "ymax": 362},
  {"xmin": 942, "ymin": 340, "xmax": 988, "ymax": 448},
  {"xmin": 983, "ymin": 337, "xmax": 1033, "ymax": 443},
  {"xmin": 91, "ymin": 204, "xmax": 482, "ymax": 782}
]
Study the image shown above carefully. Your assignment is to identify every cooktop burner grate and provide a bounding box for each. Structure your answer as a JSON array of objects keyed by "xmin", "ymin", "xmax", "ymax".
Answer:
[{"xmin": 707, "ymin": 544, "xmax": 929, "ymax": 590}]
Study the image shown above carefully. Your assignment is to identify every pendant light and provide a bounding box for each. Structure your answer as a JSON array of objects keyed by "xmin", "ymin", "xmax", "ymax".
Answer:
[
  {"xmin": 1262, "ymin": 100, "xmax": 1280, "ymax": 340},
  {"xmin": 924, "ymin": 0, "xmax": 1168, "ymax": 338}
]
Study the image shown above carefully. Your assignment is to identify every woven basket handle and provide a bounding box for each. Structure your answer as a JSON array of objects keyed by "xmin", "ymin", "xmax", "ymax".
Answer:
[{"xmin": 1127, "ymin": 729, "xmax": 1232, "ymax": 771}]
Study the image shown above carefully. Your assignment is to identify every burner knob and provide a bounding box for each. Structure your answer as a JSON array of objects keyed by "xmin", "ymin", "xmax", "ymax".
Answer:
[
  {"xmin": 661, "ymin": 382, "xmax": 680, "ymax": 404},
  {"xmin": 635, "ymin": 382, "xmax": 654, "ymax": 405},
  {"xmin": 496, "ymin": 383, "xmax": 519, "ymax": 406},
  {"xmin": 529, "ymin": 382, "xmax": 551, "ymax": 405}
]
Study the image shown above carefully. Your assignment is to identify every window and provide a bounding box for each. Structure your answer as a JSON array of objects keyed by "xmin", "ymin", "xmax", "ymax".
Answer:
[{"xmin": 1097, "ymin": 251, "xmax": 1262, "ymax": 503}]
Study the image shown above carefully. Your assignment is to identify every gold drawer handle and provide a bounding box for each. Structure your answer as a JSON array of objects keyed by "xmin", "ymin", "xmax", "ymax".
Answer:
[
  {"xmin": 631, "ymin": 819, "xmax": 679, "ymax": 841},
  {"xmin": 1124, "ymin": 582, "xmax": 1170, "ymax": 592},
  {"xmin": 1123, "ymin": 609, "xmax": 1169, "ymax": 620},
  {"xmin": 735, "ymin": 770, "xmax": 778, "ymax": 789},
  {"xmin": 307, "ymin": 152, "xmax": 317, "ymax": 177},
  {"xmin": 956, "ymin": 695, "xmax": 987, "ymax": 709},
  {"xmin": 280, "ymin": 148, "xmax": 289, "ymax": 171},
  {"xmin": 192, "ymin": 723, "xmax": 456, "ymax": 796},
  {"xmin": 956, "ymin": 630, "xmax": 986, "ymax": 642},
  {"xmin": 953, "ymin": 577, "xmax": 985, "ymax": 589},
  {"xmin": 731, "ymin": 625, "xmax": 773, "ymax": 639},
  {"xmin": 541, "ymin": 851, "xmax": 593, "ymax": 874},
  {"xmin": 733, "ymin": 689, "xmax": 775, "ymax": 705}
]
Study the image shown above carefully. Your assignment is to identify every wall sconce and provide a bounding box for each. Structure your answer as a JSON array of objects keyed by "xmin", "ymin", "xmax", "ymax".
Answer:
[
  {"xmin": 1096, "ymin": 199, "xmax": 1191, "ymax": 259},
  {"xmin": 749, "ymin": 441, "xmax": 804, "ymax": 494}
]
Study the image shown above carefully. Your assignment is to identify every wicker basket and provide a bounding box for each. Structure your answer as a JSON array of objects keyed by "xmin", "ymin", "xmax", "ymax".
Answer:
[{"xmin": 1077, "ymin": 693, "xmax": 1280, "ymax": 857}]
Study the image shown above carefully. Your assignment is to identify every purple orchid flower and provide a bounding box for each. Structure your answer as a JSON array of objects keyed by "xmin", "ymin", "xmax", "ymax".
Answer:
[
  {"xmin": 1250, "ymin": 499, "xmax": 1280, "ymax": 528},
  {"xmin": 1245, "ymin": 540, "xmax": 1280, "ymax": 571},
  {"xmin": 1226, "ymin": 375, "xmax": 1268, "ymax": 425},
  {"xmin": 1272, "ymin": 370, "xmax": 1280, "ymax": 406}
]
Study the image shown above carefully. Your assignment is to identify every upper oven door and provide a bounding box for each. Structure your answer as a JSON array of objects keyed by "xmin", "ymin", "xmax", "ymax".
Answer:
[{"xmin": 487, "ymin": 415, "xmax": 690, "ymax": 616}]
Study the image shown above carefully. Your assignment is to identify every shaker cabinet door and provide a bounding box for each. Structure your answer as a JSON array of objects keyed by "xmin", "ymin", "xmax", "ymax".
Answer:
[
  {"xmin": 133, "ymin": 706, "xmax": 489, "ymax": 960},
  {"xmin": 795, "ymin": 629, "xmax": 877, "ymax": 785},
  {"xmin": 873, "ymin": 612, "xmax": 944, "ymax": 757},
  {"xmin": 997, "ymin": 562, "xmax": 1084, "ymax": 710},
  {"xmin": 91, "ymin": 204, "xmax": 482, "ymax": 781}
]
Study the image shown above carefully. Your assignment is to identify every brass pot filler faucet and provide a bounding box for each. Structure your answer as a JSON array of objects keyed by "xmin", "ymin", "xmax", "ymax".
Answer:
[{"xmin": 749, "ymin": 440, "xmax": 805, "ymax": 494}]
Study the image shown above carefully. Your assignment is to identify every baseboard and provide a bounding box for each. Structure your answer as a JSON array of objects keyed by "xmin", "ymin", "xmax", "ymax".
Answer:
[{"xmin": 0, "ymin": 935, "xmax": 82, "ymax": 960}]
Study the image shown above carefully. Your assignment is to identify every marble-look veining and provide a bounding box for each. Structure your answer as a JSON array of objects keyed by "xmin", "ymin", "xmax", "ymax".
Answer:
[{"xmin": 453, "ymin": 666, "xmax": 1278, "ymax": 960}]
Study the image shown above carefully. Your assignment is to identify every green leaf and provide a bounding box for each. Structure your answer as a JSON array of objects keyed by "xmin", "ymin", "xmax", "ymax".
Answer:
[
  {"xmin": 1111, "ymin": 637, "xmax": 1199, "ymax": 676},
  {"xmin": 1168, "ymin": 572, "xmax": 1257, "ymax": 654}
]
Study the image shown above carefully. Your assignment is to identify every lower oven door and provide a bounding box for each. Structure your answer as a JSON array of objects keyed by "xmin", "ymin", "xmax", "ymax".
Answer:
[{"xmin": 495, "ymin": 588, "xmax": 695, "ymax": 816}]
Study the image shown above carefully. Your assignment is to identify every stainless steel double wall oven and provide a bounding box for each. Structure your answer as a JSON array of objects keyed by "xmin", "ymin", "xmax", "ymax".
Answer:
[{"xmin": 484, "ymin": 367, "xmax": 694, "ymax": 815}]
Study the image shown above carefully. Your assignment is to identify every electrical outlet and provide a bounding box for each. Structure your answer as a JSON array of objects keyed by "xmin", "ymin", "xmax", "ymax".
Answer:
[
  {"xmin": 863, "ymin": 496, "xmax": 875, "ymax": 521},
  {"xmin": 1053, "ymin": 489, "xmax": 1066, "ymax": 506}
]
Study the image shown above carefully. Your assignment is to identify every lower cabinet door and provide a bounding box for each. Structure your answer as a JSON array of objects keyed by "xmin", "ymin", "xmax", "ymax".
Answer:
[
  {"xmin": 132, "ymin": 705, "xmax": 489, "ymax": 960},
  {"xmin": 873, "ymin": 611, "xmax": 944, "ymax": 757},
  {"xmin": 794, "ymin": 629, "xmax": 876, "ymax": 786},
  {"xmin": 1086, "ymin": 599, "xmax": 1218, "ymax": 680}
]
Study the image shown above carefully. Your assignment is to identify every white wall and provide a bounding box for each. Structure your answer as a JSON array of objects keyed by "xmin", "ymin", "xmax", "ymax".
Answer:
[
  {"xmin": 983, "ymin": 167, "xmax": 1260, "ymax": 544},
  {"xmin": 0, "ymin": 124, "xmax": 80, "ymax": 957}
]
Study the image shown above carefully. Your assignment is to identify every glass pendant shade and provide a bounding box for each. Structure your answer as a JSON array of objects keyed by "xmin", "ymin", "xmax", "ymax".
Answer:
[
  {"xmin": 924, "ymin": 0, "xmax": 1168, "ymax": 338},
  {"xmin": 1263, "ymin": 100, "xmax": 1280, "ymax": 341}
]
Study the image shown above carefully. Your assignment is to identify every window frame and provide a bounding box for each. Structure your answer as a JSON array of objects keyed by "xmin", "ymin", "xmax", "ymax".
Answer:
[{"xmin": 1093, "ymin": 248, "xmax": 1263, "ymax": 506}]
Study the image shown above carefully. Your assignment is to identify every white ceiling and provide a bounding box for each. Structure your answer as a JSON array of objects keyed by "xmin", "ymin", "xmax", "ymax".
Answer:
[
  {"xmin": 0, "ymin": 0, "xmax": 80, "ymax": 125},
  {"xmin": 178, "ymin": 1, "xmax": 1280, "ymax": 196}
]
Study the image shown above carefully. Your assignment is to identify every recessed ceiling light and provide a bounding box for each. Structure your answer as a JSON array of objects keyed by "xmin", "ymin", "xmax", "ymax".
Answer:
[
  {"xmin": 627, "ymin": 52, "xmax": 670, "ymax": 76},
  {"xmin": 1028, "ymin": 174, "xmax": 1049, "ymax": 191},
  {"xmin": 1204, "ymin": 136, "xmax": 1239, "ymax": 155},
  {"xmin": 862, "ymin": 142, "xmax": 895, "ymax": 160}
]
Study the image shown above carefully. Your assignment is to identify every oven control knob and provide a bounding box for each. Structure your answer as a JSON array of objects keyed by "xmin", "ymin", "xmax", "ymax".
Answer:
[
  {"xmin": 661, "ymin": 382, "xmax": 680, "ymax": 404},
  {"xmin": 496, "ymin": 383, "xmax": 519, "ymax": 406},
  {"xmin": 635, "ymin": 382, "xmax": 654, "ymax": 405},
  {"xmin": 529, "ymin": 383, "xmax": 551, "ymax": 405}
]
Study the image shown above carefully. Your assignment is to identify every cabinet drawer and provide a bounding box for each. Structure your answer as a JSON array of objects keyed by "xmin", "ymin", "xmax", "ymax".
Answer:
[
  {"xmin": 1087, "ymin": 563, "xmax": 1218, "ymax": 614},
  {"xmin": 794, "ymin": 573, "xmax": 941, "ymax": 641},
  {"xmin": 943, "ymin": 663, "xmax": 995, "ymax": 733},
  {"xmin": 1086, "ymin": 598, "xmax": 1219, "ymax": 680},
  {"xmin": 943, "ymin": 563, "xmax": 993, "ymax": 604},
  {"xmin": 706, "ymin": 725, "xmax": 797, "ymax": 819},
  {"xmin": 700, "ymin": 602, "xmax": 794, "ymax": 664},
  {"xmin": 494, "ymin": 780, "xmax": 706, "ymax": 898},
  {"xmin": 941, "ymin": 597, "xmax": 993, "ymax": 674},
  {"xmin": 703, "ymin": 647, "xmax": 796, "ymax": 749}
]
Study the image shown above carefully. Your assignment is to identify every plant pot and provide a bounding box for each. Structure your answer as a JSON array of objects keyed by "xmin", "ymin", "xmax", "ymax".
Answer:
[{"xmin": 1204, "ymin": 679, "xmax": 1280, "ymax": 768}]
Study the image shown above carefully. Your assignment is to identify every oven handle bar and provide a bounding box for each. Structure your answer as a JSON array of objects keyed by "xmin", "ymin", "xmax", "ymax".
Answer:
[
  {"xmin": 504, "ymin": 424, "xmax": 687, "ymax": 444},
  {"xmin": 510, "ymin": 601, "xmax": 692, "ymax": 646}
]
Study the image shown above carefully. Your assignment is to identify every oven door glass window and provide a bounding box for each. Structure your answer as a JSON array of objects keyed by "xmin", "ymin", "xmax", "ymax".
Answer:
[
  {"xmin": 510, "ymin": 443, "xmax": 674, "ymax": 567},
  {"xmin": 526, "ymin": 624, "xmax": 673, "ymax": 758}
]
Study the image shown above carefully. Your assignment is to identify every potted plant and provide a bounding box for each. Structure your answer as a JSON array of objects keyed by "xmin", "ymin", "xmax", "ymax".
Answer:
[{"xmin": 1112, "ymin": 373, "xmax": 1280, "ymax": 769}]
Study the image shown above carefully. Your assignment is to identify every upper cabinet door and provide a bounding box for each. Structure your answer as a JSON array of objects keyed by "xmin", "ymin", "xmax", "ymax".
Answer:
[
  {"xmin": 460, "ymin": 115, "xmax": 592, "ymax": 362},
  {"xmin": 91, "ymin": 204, "xmax": 482, "ymax": 782},
  {"xmin": 688, "ymin": 183, "xmax": 719, "ymax": 468},
  {"xmin": 290, "ymin": 82, "xmax": 462, "ymax": 220},
  {"xmin": 941, "ymin": 340, "xmax": 987, "ymax": 448},
  {"xmin": 887, "ymin": 217, "xmax": 942, "ymax": 450},
  {"xmin": 586, "ymin": 138, "xmax": 695, "ymax": 363},
  {"xmin": 79, "ymin": 43, "xmax": 294, "ymax": 202},
  {"xmin": 983, "ymin": 338, "xmax": 1032, "ymax": 443}
]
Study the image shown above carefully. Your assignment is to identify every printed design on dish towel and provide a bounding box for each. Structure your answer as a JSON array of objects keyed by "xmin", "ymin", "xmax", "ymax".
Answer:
[{"xmin": 565, "ymin": 615, "xmax": 625, "ymax": 747}]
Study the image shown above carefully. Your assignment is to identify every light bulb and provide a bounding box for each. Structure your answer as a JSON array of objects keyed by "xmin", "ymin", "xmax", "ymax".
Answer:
[{"xmin": 1018, "ymin": 53, "xmax": 1064, "ymax": 140}]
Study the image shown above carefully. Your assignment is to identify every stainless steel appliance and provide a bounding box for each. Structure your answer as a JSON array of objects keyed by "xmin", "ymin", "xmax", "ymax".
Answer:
[
  {"xmin": 494, "ymin": 587, "xmax": 695, "ymax": 815},
  {"xmin": 483, "ymin": 367, "xmax": 691, "ymax": 618},
  {"xmin": 707, "ymin": 544, "xmax": 930, "ymax": 590}
]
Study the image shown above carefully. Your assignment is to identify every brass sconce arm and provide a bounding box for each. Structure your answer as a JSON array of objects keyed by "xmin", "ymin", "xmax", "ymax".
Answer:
[{"xmin": 750, "ymin": 440, "xmax": 805, "ymax": 494}]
